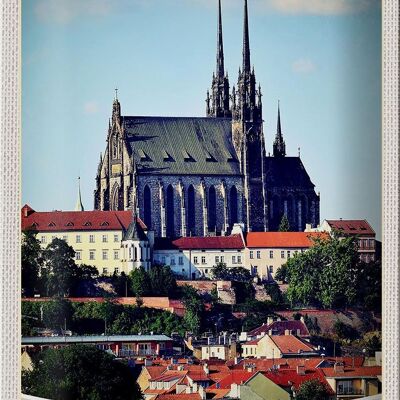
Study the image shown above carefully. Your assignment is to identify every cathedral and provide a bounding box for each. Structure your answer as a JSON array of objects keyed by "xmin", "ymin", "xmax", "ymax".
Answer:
[{"xmin": 94, "ymin": 0, "xmax": 320, "ymax": 238}]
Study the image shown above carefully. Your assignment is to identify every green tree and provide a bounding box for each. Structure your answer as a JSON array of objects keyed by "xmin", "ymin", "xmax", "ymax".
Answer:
[
  {"xmin": 333, "ymin": 320, "xmax": 359, "ymax": 341},
  {"xmin": 359, "ymin": 331, "xmax": 381, "ymax": 356},
  {"xmin": 279, "ymin": 215, "xmax": 290, "ymax": 232},
  {"xmin": 22, "ymin": 345, "xmax": 143, "ymax": 400},
  {"xmin": 212, "ymin": 263, "xmax": 251, "ymax": 282},
  {"xmin": 148, "ymin": 265, "xmax": 177, "ymax": 296},
  {"xmin": 181, "ymin": 285, "xmax": 203, "ymax": 334},
  {"xmin": 42, "ymin": 238, "xmax": 79, "ymax": 297},
  {"xmin": 41, "ymin": 298, "xmax": 74, "ymax": 331},
  {"xmin": 129, "ymin": 267, "xmax": 151, "ymax": 297},
  {"xmin": 21, "ymin": 230, "xmax": 43, "ymax": 297},
  {"xmin": 264, "ymin": 282, "xmax": 284, "ymax": 306},
  {"xmin": 296, "ymin": 379, "xmax": 331, "ymax": 400}
]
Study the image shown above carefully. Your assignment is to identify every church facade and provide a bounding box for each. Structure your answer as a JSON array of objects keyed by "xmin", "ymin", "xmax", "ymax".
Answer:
[{"xmin": 94, "ymin": 0, "xmax": 320, "ymax": 238}]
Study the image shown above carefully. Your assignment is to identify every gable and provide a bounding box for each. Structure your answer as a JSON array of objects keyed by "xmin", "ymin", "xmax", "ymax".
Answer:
[{"xmin": 122, "ymin": 116, "xmax": 241, "ymax": 176}]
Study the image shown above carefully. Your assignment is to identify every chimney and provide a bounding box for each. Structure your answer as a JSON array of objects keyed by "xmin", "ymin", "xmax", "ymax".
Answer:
[
  {"xmin": 267, "ymin": 316, "xmax": 274, "ymax": 325},
  {"xmin": 300, "ymin": 316, "xmax": 305, "ymax": 323},
  {"xmin": 144, "ymin": 359, "xmax": 152, "ymax": 367},
  {"xmin": 296, "ymin": 329, "xmax": 301, "ymax": 336},
  {"xmin": 268, "ymin": 330, "xmax": 273, "ymax": 336},
  {"xmin": 178, "ymin": 365, "xmax": 184, "ymax": 371},
  {"xmin": 284, "ymin": 329, "xmax": 290, "ymax": 336},
  {"xmin": 203, "ymin": 363, "xmax": 209, "ymax": 375},
  {"xmin": 334, "ymin": 362, "xmax": 345, "ymax": 374},
  {"xmin": 297, "ymin": 365, "xmax": 306, "ymax": 375}
]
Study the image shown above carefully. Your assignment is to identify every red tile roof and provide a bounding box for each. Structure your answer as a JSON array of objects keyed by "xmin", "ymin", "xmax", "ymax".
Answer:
[
  {"xmin": 146, "ymin": 366, "xmax": 168, "ymax": 379},
  {"xmin": 270, "ymin": 335, "xmax": 316, "ymax": 354},
  {"xmin": 21, "ymin": 205, "xmax": 146, "ymax": 232},
  {"xmin": 246, "ymin": 232, "xmax": 328, "ymax": 248},
  {"xmin": 248, "ymin": 320, "xmax": 310, "ymax": 338},
  {"xmin": 326, "ymin": 220, "xmax": 375, "ymax": 235},
  {"xmin": 321, "ymin": 366, "xmax": 382, "ymax": 378},
  {"xmin": 155, "ymin": 234, "xmax": 244, "ymax": 250},
  {"xmin": 208, "ymin": 371, "xmax": 256, "ymax": 389},
  {"xmin": 154, "ymin": 394, "xmax": 202, "ymax": 400}
]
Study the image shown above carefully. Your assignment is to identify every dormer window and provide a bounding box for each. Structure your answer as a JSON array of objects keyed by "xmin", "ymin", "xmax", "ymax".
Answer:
[
  {"xmin": 65, "ymin": 222, "xmax": 74, "ymax": 227},
  {"xmin": 182, "ymin": 150, "xmax": 194, "ymax": 162},
  {"xmin": 83, "ymin": 221, "xmax": 92, "ymax": 227},
  {"xmin": 162, "ymin": 150, "xmax": 174, "ymax": 161},
  {"xmin": 48, "ymin": 222, "xmax": 56, "ymax": 227},
  {"xmin": 100, "ymin": 221, "xmax": 109, "ymax": 227}
]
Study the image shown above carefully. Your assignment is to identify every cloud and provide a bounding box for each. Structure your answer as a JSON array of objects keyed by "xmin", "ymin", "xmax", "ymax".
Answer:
[
  {"xmin": 34, "ymin": 0, "xmax": 116, "ymax": 24},
  {"xmin": 261, "ymin": 0, "xmax": 377, "ymax": 15},
  {"xmin": 292, "ymin": 58, "xmax": 316, "ymax": 73},
  {"xmin": 83, "ymin": 101, "xmax": 99, "ymax": 114}
]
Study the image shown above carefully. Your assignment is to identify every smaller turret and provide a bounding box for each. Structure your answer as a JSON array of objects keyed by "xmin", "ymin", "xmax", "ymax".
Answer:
[{"xmin": 273, "ymin": 101, "xmax": 286, "ymax": 158}]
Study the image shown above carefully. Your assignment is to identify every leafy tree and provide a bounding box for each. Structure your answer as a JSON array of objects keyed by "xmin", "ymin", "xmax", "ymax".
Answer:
[
  {"xmin": 358, "ymin": 331, "xmax": 381, "ymax": 356},
  {"xmin": 42, "ymin": 238, "xmax": 80, "ymax": 297},
  {"xmin": 296, "ymin": 378, "xmax": 331, "ymax": 400},
  {"xmin": 181, "ymin": 285, "xmax": 204, "ymax": 334},
  {"xmin": 212, "ymin": 263, "xmax": 252, "ymax": 282},
  {"xmin": 110, "ymin": 271, "xmax": 131, "ymax": 297},
  {"xmin": 274, "ymin": 264, "xmax": 288, "ymax": 283},
  {"xmin": 264, "ymin": 282, "xmax": 285, "ymax": 306},
  {"xmin": 279, "ymin": 215, "xmax": 290, "ymax": 232},
  {"xmin": 148, "ymin": 265, "xmax": 177, "ymax": 296},
  {"xmin": 129, "ymin": 267, "xmax": 151, "ymax": 297},
  {"xmin": 333, "ymin": 320, "xmax": 359, "ymax": 341},
  {"xmin": 41, "ymin": 298, "xmax": 74, "ymax": 331},
  {"xmin": 22, "ymin": 345, "xmax": 143, "ymax": 400},
  {"xmin": 354, "ymin": 260, "xmax": 382, "ymax": 311},
  {"xmin": 21, "ymin": 230, "xmax": 43, "ymax": 297}
]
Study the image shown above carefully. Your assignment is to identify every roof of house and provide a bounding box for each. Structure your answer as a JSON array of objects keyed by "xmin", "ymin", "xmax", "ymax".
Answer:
[
  {"xmin": 155, "ymin": 234, "xmax": 244, "ymax": 250},
  {"xmin": 205, "ymin": 388, "xmax": 231, "ymax": 399},
  {"xmin": 325, "ymin": 219, "xmax": 375, "ymax": 235},
  {"xmin": 21, "ymin": 205, "xmax": 146, "ymax": 233},
  {"xmin": 320, "ymin": 366, "xmax": 382, "ymax": 378},
  {"xmin": 248, "ymin": 320, "xmax": 310, "ymax": 338},
  {"xmin": 154, "ymin": 394, "xmax": 202, "ymax": 400},
  {"xmin": 246, "ymin": 232, "xmax": 328, "ymax": 248},
  {"xmin": 146, "ymin": 366, "xmax": 168, "ymax": 379},
  {"xmin": 265, "ymin": 156, "xmax": 316, "ymax": 189},
  {"xmin": 122, "ymin": 116, "xmax": 240, "ymax": 176},
  {"xmin": 270, "ymin": 335, "xmax": 317, "ymax": 355},
  {"xmin": 208, "ymin": 371, "xmax": 256, "ymax": 389}
]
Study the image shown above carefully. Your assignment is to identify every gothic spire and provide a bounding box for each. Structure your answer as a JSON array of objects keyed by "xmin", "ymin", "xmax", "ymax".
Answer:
[
  {"xmin": 273, "ymin": 101, "xmax": 286, "ymax": 157},
  {"xmin": 75, "ymin": 177, "xmax": 84, "ymax": 211},
  {"xmin": 216, "ymin": 0, "xmax": 225, "ymax": 79},
  {"xmin": 242, "ymin": 0, "xmax": 251, "ymax": 74}
]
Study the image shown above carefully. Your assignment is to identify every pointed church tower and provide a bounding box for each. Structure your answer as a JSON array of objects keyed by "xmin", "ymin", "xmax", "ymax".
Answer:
[
  {"xmin": 273, "ymin": 102, "xmax": 286, "ymax": 157},
  {"xmin": 206, "ymin": 0, "xmax": 231, "ymax": 118},
  {"xmin": 232, "ymin": 0, "xmax": 267, "ymax": 232},
  {"xmin": 75, "ymin": 177, "xmax": 84, "ymax": 211}
]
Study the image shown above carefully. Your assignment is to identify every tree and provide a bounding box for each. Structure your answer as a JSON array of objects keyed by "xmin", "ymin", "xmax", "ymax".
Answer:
[
  {"xmin": 129, "ymin": 267, "xmax": 151, "ymax": 297},
  {"xmin": 212, "ymin": 263, "xmax": 251, "ymax": 282},
  {"xmin": 181, "ymin": 285, "xmax": 203, "ymax": 334},
  {"xmin": 148, "ymin": 265, "xmax": 177, "ymax": 296},
  {"xmin": 296, "ymin": 379, "xmax": 331, "ymax": 400},
  {"xmin": 41, "ymin": 298, "xmax": 73, "ymax": 331},
  {"xmin": 264, "ymin": 282, "xmax": 284, "ymax": 306},
  {"xmin": 279, "ymin": 215, "xmax": 290, "ymax": 232},
  {"xmin": 42, "ymin": 238, "xmax": 80, "ymax": 297},
  {"xmin": 22, "ymin": 345, "xmax": 143, "ymax": 400},
  {"xmin": 21, "ymin": 230, "xmax": 43, "ymax": 296}
]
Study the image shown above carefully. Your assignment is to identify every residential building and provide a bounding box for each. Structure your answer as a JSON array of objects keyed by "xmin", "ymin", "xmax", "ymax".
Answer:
[
  {"xmin": 21, "ymin": 204, "xmax": 153, "ymax": 275},
  {"xmin": 154, "ymin": 233, "xmax": 245, "ymax": 279},
  {"xmin": 305, "ymin": 219, "xmax": 377, "ymax": 263},
  {"xmin": 245, "ymin": 231, "xmax": 328, "ymax": 280}
]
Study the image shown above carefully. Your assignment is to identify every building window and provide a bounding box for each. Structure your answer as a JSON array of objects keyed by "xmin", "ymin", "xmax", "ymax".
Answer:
[
  {"xmin": 89, "ymin": 251, "xmax": 95, "ymax": 260},
  {"xmin": 102, "ymin": 250, "xmax": 108, "ymax": 260},
  {"xmin": 194, "ymin": 256, "xmax": 199, "ymax": 264},
  {"xmin": 114, "ymin": 250, "xmax": 119, "ymax": 260},
  {"xmin": 281, "ymin": 251, "xmax": 285, "ymax": 259},
  {"xmin": 89, "ymin": 235, "xmax": 95, "ymax": 243},
  {"xmin": 76, "ymin": 235, "xmax": 81, "ymax": 243},
  {"xmin": 363, "ymin": 239, "xmax": 368, "ymax": 248},
  {"xmin": 256, "ymin": 250, "xmax": 261, "ymax": 259},
  {"xmin": 215, "ymin": 256, "xmax": 220, "ymax": 263},
  {"xmin": 205, "ymin": 269, "xmax": 209, "ymax": 275},
  {"xmin": 358, "ymin": 239, "xmax": 363, "ymax": 248},
  {"xmin": 269, "ymin": 266, "xmax": 273, "ymax": 274},
  {"xmin": 171, "ymin": 257, "xmax": 176, "ymax": 266},
  {"xmin": 103, "ymin": 268, "xmax": 108, "ymax": 275},
  {"xmin": 253, "ymin": 266, "xmax": 258, "ymax": 275},
  {"xmin": 179, "ymin": 256, "xmax": 184, "ymax": 265},
  {"xmin": 75, "ymin": 251, "xmax": 82, "ymax": 260},
  {"xmin": 114, "ymin": 234, "xmax": 119, "ymax": 242},
  {"xmin": 250, "ymin": 251, "xmax": 254, "ymax": 259},
  {"xmin": 287, "ymin": 251, "xmax": 291, "ymax": 258},
  {"xmin": 369, "ymin": 239, "xmax": 375, "ymax": 248},
  {"xmin": 62, "ymin": 235, "xmax": 68, "ymax": 242},
  {"xmin": 220, "ymin": 256, "xmax": 224, "ymax": 263},
  {"xmin": 51, "ymin": 236, "xmax": 56, "ymax": 241},
  {"xmin": 237, "ymin": 255, "xmax": 242, "ymax": 264},
  {"xmin": 41, "ymin": 236, "xmax": 46, "ymax": 244},
  {"xmin": 269, "ymin": 250, "xmax": 273, "ymax": 259},
  {"xmin": 102, "ymin": 235, "xmax": 108, "ymax": 243},
  {"xmin": 115, "ymin": 267, "xmax": 119, "ymax": 274},
  {"xmin": 201, "ymin": 256, "xmax": 206, "ymax": 264},
  {"xmin": 232, "ymin": 256, "xmax": 236, "ymax": 264}
]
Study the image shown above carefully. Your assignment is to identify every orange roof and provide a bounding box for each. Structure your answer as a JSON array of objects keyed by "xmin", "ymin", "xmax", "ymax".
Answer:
[
  {"xmin": 205, "ymin": 388, "xmax": 231, "ymax": 399},
  {"xmin": 270, "ymin": 335, "xmax": 316, "ymax": 354},
  {"xmin": 208, "ymin": 371, "xmax": 256, "ymax": 389},
  {"xmin": 246, "ymin": 232, "xmax": 328, "ymax": 248},
  {"xmin": 155, "ymin": 394, "xmax": 202, "ymax": 400},
  {"xmin": 321, "ymin": 366, "xmax": 381, "ymax": 378},
  {"xmin": 21, "ymin": 205, "xmax": 146, "ymax": 232},
  {"xmin": 146, "ymin": 366, "xmax": 167, "ymax": 379}
]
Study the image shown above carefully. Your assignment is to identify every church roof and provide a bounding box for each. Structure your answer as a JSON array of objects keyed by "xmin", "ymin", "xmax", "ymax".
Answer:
[
  {"xmin": 122, "ymin": 116, "xmax": 240, "ymax": 176},
  {"xmin": 265, "ymin": 156, "xmax": 315, "ymax": 189}
]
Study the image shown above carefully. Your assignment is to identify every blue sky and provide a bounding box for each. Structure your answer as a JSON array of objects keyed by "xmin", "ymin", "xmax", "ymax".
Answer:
[{"xmin": 22, "ymin": 0, "xmax": 382, "ymax": 237}]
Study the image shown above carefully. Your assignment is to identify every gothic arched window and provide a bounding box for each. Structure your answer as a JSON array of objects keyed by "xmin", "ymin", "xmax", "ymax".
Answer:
[
  {"xmin": 166, "ymin": 185, "xmax": 175, "ymax": 237},
  {"xmin": 187, "ymin": 185, "xmax": 196, "ymax": 236},
  {"xmin": 111, "ymin": 184, "xmax": 120, "ymax": 211},
  {"xmin": 143, "ymin": 185, "xmax": 152, "ymax": 229},
  {"xmin": 229, "ymin": 186, "xmax": 238, "ymax": 226},
  {"xmin": 208, "ymin": 185, "xmax": 217, "ymax": 233}
]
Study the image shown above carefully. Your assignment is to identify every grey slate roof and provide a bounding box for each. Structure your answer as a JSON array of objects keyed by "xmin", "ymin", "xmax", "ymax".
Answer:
[
  {"xmin": 265, "ymin": 156, "xmax": 315, "ymax": 189},
  {"xmin": 122, "ymin": 116, "xmax": 241, "ymax": 176},
  {"xmin": 123, "ymin": 219, "xmax": 148, "ymax": 241},
  {"xmin": 22, "ymin": 335, "xmax": 173, "ymax": 345}
]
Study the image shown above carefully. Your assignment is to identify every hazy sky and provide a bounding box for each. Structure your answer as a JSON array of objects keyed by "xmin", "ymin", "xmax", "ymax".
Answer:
[{"xmin": 22, "ymin": 0, "xmax": 382, "ymax": 238}]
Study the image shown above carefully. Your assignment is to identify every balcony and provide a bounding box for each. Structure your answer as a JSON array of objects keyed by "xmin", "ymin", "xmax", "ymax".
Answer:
[{"xmin": 337, "ymin": 387, "xmax": 365, "ymax": 397}]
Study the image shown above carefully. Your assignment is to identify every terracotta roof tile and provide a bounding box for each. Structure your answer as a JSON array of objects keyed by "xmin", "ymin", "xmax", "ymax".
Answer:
[
  {"xmin": 321, "ymin": 366, "xmax": 382, "ymax": 378},
  {"xmin": 270, "ymin": 335, "xmax": 316, "ymax": 354},
  {"xmin": 246, "ymin": 232, "xmax": 328, "ymax": 248},
  {"xmin": 208, "ymin": 371, "xmax": 256, "ymax": 389},
  {"xmin": 326, "ymin": 220, "xmax": 375, "ymax": 235},
  {"xmin": 248, "ymin": 320, "xmax": 310, "ymax": 337},
  {"xmin": 154, "ymin": 394, "xmax": 202, "ymax": 400},
  {"xmin": 155, "ymin": 234, "xmax": 244, "ymax": 250}
]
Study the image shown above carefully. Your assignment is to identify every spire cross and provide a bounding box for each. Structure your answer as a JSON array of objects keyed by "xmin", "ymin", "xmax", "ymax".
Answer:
[{"xmin": 115, "ymin": 88, "xmax": 118, "ymax": 100}]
